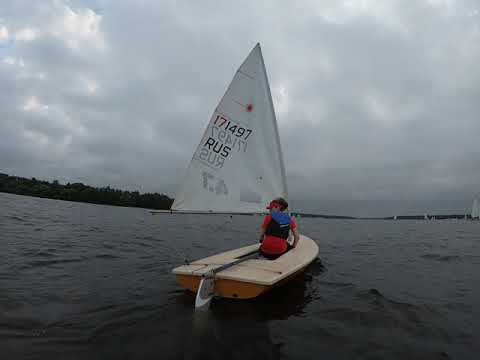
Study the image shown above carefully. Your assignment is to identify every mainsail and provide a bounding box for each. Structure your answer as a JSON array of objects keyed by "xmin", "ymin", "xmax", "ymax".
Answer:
[{"xmin": 172, "ymin": 44, "xmax": 287, "ymax": 213}]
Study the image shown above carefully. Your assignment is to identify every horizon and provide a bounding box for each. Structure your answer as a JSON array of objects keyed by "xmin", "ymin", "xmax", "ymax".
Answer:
[
  {"xmin": 1, "ymin": 172, "xmax": 477, "ymax": 218},
  {"xmin": 1, "ymin": 1, "xmax": 480, "ymax": 216}
]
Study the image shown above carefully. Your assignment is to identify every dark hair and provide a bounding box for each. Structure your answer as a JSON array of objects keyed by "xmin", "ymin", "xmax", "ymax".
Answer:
[{"xmin": 273, "ymin": 197, "xmax": 288, "ymax": 211}]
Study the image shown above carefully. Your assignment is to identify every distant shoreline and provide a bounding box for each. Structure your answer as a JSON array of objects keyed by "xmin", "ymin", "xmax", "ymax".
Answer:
[
  {"xmin": 292, "ymin": 213, "xmax": 472, "ymax": 220},
  {"xmin": 0, "ymin": 172, "xmax": 474, "ymax": 219},
  {"xmin": 0, "ymin": 173, "xmax": 173, "ymax": 210}
]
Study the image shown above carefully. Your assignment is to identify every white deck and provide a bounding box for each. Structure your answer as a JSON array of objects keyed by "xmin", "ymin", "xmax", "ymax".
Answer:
[{"xmin": 172, "ymin": 234, "xmax": 319, "ymax": 286}]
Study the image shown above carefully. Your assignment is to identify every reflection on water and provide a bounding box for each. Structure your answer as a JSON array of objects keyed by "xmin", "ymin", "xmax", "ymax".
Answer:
[
  {"xmin": 186, "ymin": 264, "xmax": 323, "ymax": 360},
  {"xmin": 188, "ymin": 309, "xmax": 279, "ymax": 360}
]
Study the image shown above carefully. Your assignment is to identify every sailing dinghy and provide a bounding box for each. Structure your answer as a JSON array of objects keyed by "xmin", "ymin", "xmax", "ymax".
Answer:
[{"xmin": 171, "ymin": 43, "xmax": 319, "ymax": 306}]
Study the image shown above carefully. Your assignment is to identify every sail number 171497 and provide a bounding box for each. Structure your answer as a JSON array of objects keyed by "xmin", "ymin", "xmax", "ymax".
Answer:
[{"xmin": 213, "ymin": 115, "xmax": 252, "ymax": 139}]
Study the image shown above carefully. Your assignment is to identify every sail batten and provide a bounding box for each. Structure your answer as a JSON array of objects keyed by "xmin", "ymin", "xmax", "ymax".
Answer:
[{"xmin": 172, "ymin": 44, "xmax": 287, "ymax": 213}]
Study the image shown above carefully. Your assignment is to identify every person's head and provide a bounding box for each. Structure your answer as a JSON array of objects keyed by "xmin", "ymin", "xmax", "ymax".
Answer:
[{"xmin": 267, "ymin": 197, "xmax": 288, "ymax": 213}]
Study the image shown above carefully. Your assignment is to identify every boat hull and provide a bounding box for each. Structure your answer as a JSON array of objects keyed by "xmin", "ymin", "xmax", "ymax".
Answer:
[
  {"xmin": 173, "ymin": 234, "xmax": 319, "ymax": 300},
  {"xmin": 176, "ymin": 264, "xmax": 311, "ymax": 299},
  {"xmin": 176, "ymin": 274, "xmax": 267, "ymax": 299}
]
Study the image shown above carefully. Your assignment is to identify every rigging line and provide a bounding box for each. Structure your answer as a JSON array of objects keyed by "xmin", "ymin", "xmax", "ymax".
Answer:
[
  {"xmin": 189, "ymin": 262, "xmax": 283, "ymax": 274},
  {"xmin": 232, "ymin": 99, "xmax": 246, "ymax": 108},
  {"xmin": 237, "ymin": 69, "xmax": 255, "ymax": 80}
]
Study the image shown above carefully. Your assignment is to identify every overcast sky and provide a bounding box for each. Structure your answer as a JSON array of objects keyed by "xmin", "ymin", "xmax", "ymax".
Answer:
[{"xmin": 1, "ymin": 0, "xmax": 479, "ymax": 216}]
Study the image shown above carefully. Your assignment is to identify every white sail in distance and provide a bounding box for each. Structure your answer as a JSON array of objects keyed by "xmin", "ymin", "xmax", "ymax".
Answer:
[
  {"xmin": 172, "ymin": 44, "xmax": 287, "ymax": 213},
  {"xmin": 471, "ymin": 198, "xmax": 479, "ymax": 219}
]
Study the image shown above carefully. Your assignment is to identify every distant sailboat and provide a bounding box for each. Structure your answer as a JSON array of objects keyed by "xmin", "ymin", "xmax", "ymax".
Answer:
[
  {"xmin": 471, "ymin": 198, "xmax": 479, "ymax": 220},
  {"xmin": 424, "ymin": 213, "xmax": 428, "ymax": 220},
  {"xmin": 393, "ymin": 215, "xmax": 397, "ymax": 220}
]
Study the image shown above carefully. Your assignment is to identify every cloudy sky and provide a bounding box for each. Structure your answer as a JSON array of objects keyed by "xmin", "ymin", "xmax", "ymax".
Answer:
[{"xmin": 1, "ymin": 0, "xmax": 479, "ymax": 216}]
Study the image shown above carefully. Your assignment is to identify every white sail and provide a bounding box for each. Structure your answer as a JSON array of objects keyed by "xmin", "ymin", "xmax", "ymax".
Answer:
[
  {"xmin": 172, "ymin": 44, "xmax": 287, "ymax": 213},
  {"xmin": 471, "ymin": 198, "xmax": 479, "ymax": 219}
]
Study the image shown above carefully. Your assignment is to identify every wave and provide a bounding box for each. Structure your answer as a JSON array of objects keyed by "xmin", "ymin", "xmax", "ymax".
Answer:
[
  {"xmin": 6, "ymin": 215, "xmax": 27, "ymax": 222},
  {"xmin": 21, "ymin": 257, "xmax": 87, "ymax": 269},
  {"xmin": 94, "ymin": 254, "xmax": 120, "ymax": 260},
  {"xmin": 420, "ymin": 254, "xmax": 461, "ymax": 262}
]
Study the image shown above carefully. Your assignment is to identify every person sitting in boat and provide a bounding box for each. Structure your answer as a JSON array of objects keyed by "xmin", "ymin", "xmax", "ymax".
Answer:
[{"xmin": 259, "ymin": 197, "xmax": 299, "ymax": 259}]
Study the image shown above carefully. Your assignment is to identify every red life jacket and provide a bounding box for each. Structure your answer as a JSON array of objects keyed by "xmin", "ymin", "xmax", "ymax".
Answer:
[{"xmin": 261, "ymin": 212, "xmax": 291, "ymax": 255}]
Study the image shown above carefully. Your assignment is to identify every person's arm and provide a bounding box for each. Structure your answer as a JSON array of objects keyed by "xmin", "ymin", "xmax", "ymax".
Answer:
[
  {"xmin": 290, "ymin": 218, "xmax": 300, "ymax": 247},
  {"xmin": 259, "ymin": 227, "xmax": 266, "ymax": 243},
  {"xmin": 291, "ymin": 227, "xmax": 300, "ymax": 247},
  {"xmin": 259, "ymin": 215, "xmax": 270, "ymax": 243}
]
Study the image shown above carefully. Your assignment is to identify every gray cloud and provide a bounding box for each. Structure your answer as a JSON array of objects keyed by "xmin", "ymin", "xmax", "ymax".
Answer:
[{"xmin": 1, "ymin": 0, "xmax": 480, "ymax": 216}]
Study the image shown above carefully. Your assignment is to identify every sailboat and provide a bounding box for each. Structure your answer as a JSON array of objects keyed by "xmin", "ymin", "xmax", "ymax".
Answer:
[
  {"xmin": 171, "ymin": 44, "xmax": 319, "ymax": 307},
  {"xmin": 471, "ymin": 198, "xmax": 479, "ymax": 220}
]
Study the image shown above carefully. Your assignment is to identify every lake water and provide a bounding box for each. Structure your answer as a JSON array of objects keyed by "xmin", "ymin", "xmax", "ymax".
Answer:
[{"xmin": 0, "ymin": 192, "xmax": 479, "ymax": 359}]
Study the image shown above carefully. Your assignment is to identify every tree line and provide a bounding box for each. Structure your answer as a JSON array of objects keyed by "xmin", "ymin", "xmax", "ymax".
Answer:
[{"xmin": 0, "ymin": 173, "xmax": 173, "ymax": 210}]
